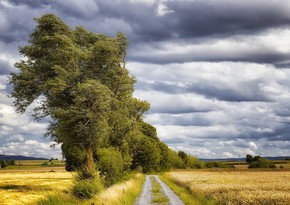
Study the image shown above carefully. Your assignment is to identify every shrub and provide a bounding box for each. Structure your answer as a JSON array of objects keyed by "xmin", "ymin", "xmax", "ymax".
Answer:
[
  {"xmin": 205, "ymin": 161, "xmax": 228, "ymax": 168},
  {"xmin": 246, "ymin": 154, "xmax": 253, "ymax": 163},
  {"xmin": 248, "ymin": 158, "xmax": 276, "ymax": 168},
  {"xmin": 97, "ymin": 147, "xmax": 124, "ymax": 186},
  {"xmin": 0, "ymin": 160, "xmax": 8, "ymax": 169},
  {"xmin": 72, "ymin": 177, "xmax": 103, "ymax": 199},
  {"xmin": 130, "ymin": 135, "xmax": 161, "ymax": 173}
]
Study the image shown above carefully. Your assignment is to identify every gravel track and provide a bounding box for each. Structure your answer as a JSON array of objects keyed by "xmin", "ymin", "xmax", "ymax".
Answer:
[{"xmin": 135, "ymin": 175, "xmax": 184, "ymax": 205}]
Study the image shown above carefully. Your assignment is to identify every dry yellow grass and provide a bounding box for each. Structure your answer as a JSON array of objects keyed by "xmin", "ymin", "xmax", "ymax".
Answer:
[
  {"xmin": 167, "ymin": 170, "xmax": 290, "ymax": 205},
  {"xmin": 0, "ymin": 170, "xmax": 73, "ymax": 205},
  {"xmin": 91, "ymin": 173, "xmax": 144, "ymax": 205}
]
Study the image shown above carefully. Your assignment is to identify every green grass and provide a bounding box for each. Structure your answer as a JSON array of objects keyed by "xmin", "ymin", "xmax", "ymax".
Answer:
[
  {"xmin": 37, "ymin": 194, "xmax": 79, "ymax": 205},
  {"xmin": 150, "ymin": 176, "xmax": 169, "ymax": 204},
  {"xmin": 160, "ymin": 173, "xmax": 216, "ymax": 205},
  {"xmin": 36, "ymin": 173, "xmax": 145, "ymax": 205}
]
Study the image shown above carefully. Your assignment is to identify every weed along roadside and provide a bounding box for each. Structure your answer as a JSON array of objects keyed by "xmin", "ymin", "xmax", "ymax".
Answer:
[{"xmin": 135, "ymin": 175, "xmax": 184, "ymax": 205}]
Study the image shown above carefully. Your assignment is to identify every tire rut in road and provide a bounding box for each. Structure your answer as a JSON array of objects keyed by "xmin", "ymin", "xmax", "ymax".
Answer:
[{"xmin": 135, "ymin": 175, "xmax": 184, "ymax": 205}]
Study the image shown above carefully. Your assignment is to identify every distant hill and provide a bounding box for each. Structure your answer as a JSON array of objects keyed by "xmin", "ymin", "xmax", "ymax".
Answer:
[
  {"xmin": 0, "ymin": 155, "xmax": 48, "ymax": 160},
  {"xmin": 199, "ymin": 156, "xmax": 290, "ymax": 162}
]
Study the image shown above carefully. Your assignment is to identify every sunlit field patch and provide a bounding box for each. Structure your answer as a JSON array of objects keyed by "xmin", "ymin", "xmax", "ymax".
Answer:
[
  {"xmin": 0, "ymin": 171, "xmax": 73, "ymax": 205},
  {"xmin": 166, "ymin": 170, "xmax": 290, "ymax": 205}
]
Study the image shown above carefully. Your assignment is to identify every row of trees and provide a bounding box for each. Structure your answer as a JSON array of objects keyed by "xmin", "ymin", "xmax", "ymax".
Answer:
[
  {"xmin": 10, "ymin": 14, "xmax": 200, "ymax": 198},
  {"xmin": 0, "ymin": 160, "xmax": 16, "ymax": 169}
]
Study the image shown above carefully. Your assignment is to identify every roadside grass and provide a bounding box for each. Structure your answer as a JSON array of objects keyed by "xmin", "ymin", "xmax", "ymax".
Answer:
[
  {"xmin": 91, "ymin": 173, "xmax": 144, "ymax": 205},
  {"xmin": 37, "ymin": 194, "xmax": 78, "ymax": 205},
  {"xmin": 160, "ymin": 173, "xmax": 215, "ymax": 205},
  {"xmin": 37, "ymin": 173, "xmax": 145, "ymax": 205},
  {"xmin": 150, "ymin": 176, "xmax": 169, "ymax": 204}
]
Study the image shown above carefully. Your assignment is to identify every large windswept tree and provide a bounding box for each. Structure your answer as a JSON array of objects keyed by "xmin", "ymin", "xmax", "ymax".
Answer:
[{"xmin": 10, "ymin": 14, "xmax": 149, "ymax": 177}]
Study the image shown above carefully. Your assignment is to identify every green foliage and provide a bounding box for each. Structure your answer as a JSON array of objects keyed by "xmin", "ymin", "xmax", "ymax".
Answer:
[
  {"xmin": 62, "ymin": 144, "xmax": 85, "ymax": 171},
  {"xmin": 0, "ymin": 160, "xmax": 8, "ymax": 169},
  {"xmin": 253, "ymin": 155, "xmax": 261, "ymax": 162},
  {"xmin": 246, "ymin": 154, "xmax": 253, "ymax": 164},
  {"xmin": 150, "ymin": 177, "xmax": 169, "ymax": 204},
  {"xmin": 139, "ymin": 120, "xmax": 159, "ymax": 141},
  {"xmin": 129, "ymin": 133, "xmax": 161, "ymax": 173},
  {"xmin": 204, "ymin": 162, "xmax": 229, "ymax": 168},
  {"xmin": 168, "ymin": 149, "xmax": 184, "ymax": 168},
  {"xmin": 157, "ymin": 142, "xmax": 171, "ymax": 171},
  {"xmin": 72, "ymin": 177, "xmax": 103, "ymax": 199},
  {"xmin": 8, "ymin": 160, "xmax": 16, "ymax": 166},
  {"xmin": 97, "ymin": 147, "xmax": 124, "ymax": 186},
  {"xmin": 246, "ymin": 154, "xmax": 262, "ymax": 164},
  {"xmin": 178, "ymin": 151, "xmax": 188, "ymax": 163},
  {"xmin": 10, "ymin": 14, "xmax": 206, "ymax": 187},
  {"xmin": 10, "ymin": 13, "xmax": 149, "ymax": 184},
  {"xmin": 37, "ymin": 194, "xmax": 78, "ymax": 205},
  {"xmin": 186, "ymin": 156, "xmax": 202, "ymax": 169},
  {"xmin": 248, "ymin": 158, "xmax": 277, "ymax": 169}
]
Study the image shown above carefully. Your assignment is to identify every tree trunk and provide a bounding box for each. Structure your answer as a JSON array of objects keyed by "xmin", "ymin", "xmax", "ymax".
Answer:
[{"xmin": 84, "ymin": 146, "xmax": 95, "ymax": 178}]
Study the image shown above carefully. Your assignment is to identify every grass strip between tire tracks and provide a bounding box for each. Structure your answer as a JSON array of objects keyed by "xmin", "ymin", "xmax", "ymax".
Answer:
[{"xmin": 150, "ymin": 176, "xmax": 169, "ymax": 204}]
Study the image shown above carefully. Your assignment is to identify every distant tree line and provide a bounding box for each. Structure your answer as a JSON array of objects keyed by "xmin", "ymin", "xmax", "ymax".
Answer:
[
  {"xmin": 0, "ymin": 160, "xmax": 15, "ymax": 169},
  {"xmin": 246, "ymin": 154, "xmax": 276, "ymax": 168}
]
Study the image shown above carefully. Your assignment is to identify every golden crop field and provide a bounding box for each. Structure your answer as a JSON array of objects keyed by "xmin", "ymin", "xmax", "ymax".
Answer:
[
  {"xmin": 166, "ymin": 170, "xmax": 290, "ymax": 205},
  {"xmin": 0, "ymin": 170, "xmax": 73, "ymax": 205}
]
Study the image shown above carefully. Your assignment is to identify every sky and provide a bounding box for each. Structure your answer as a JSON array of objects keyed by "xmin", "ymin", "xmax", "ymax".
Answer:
[{"xmin": 0, "ymin": 0, "xmax": 290, "ymax": 159}]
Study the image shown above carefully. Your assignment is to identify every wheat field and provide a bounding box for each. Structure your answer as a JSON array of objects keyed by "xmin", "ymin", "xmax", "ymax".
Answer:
[
  {"xmin": 0, "ymin": 170, "xmax": 73, "ymax": 205},
  {"xmin": 166, "ymin": 170, "xmax": 290, "ymax": 205}
]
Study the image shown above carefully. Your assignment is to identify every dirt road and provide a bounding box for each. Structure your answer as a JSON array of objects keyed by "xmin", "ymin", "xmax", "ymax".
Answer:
[{"xmin": 135, "ymin": 175, "xmax": 184, "ymax": 205}]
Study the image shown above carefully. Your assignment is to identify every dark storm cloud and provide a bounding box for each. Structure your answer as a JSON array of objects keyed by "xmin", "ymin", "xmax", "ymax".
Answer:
[
  {"xmin": 8, "ymin": 0, "xmax": 51, "ymax": 8},
  {"xmin": 147, "ymin": 113, "xmax": 212, "ymax": 126},
  {"xmin": 2, "ymin": 0, "xmax": 290, "ymax": 64},
  {"xmin": 190, "ymin": 81, "xmax": 271, "ymax": 102},
  {"xmin": 7, "ymin": 0, "xmax": 290, "ymax": 44},
  {"xmin": 129, "ymin": 43, "xmax": 290, "ymax": 65},
  {"xmin": 263, "ymin": 125, "xmax": 290, "ymax": 141},
  {"xmin": 150, "ymin": 106, "xmax": 213, "ymax": 115},
  {"xmin": 262, "ymin": 141, "xmax": 290, "ymax": 150},
  {"xmin": 90, "ymin": 0, "xmax": 290, "ymax": 48},
  {"xmin": 164, "ymin": 0, "xmax": 290, "ymax": 39},
  {"xmin": 96, "ymin": 0, "xmax": 290, "ymax": 43},
  {"xmin": 136, "ymin": 80, "xmax": 272, "ymax": 102},
  {"xmin": 0, "ymin": 2, "xmax": 48, "ymax": 43}
]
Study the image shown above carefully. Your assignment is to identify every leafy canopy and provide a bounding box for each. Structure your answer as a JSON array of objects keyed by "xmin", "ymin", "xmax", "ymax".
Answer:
[{"xmin": 10, "ymin": 14, "xmax": 149, "ymax": 175}]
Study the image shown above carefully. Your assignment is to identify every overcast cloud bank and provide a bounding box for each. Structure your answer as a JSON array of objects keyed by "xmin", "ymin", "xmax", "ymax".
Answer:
[{"xmin": 0, "ymin": 0, "xmax": 290, "ymax": 158}]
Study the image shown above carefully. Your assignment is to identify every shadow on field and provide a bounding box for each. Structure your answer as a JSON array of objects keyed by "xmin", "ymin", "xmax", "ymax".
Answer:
[{"xmin": 0, "ymin": 184, "xmax": 51, "ymax": 191}]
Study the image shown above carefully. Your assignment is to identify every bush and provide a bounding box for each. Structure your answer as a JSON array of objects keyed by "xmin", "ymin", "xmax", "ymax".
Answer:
[
  {"xmin": 72, "ymin": 177, "xmax": 103, "ymax": 199},
  {"xmin": 130, "ymin": 134, "xmax": 161, "ymax": 173},
  {"xmin": 0, "ymin": 160, "xmax": 8, "ymax": 169},
  {"xmin": 97, "ymin": 147, "xmax": 124, "ymax": 187},
  {"xmin": 248, "ymin": 158, "xmax": 276, "ymax": 168},
  {"xmin": 205, "ymin": 162, "xmax": 228, "ymax": 168}
]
